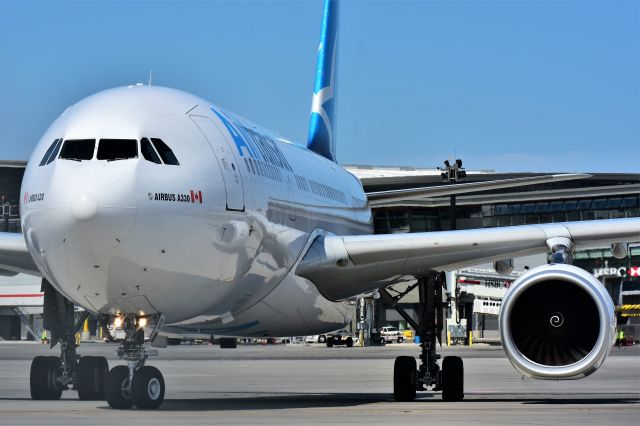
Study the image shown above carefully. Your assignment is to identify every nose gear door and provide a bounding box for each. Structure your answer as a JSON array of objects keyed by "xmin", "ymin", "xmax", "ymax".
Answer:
[{"xmin": 190, "ymin": 115, "xmax": 245, "ymax": 211}]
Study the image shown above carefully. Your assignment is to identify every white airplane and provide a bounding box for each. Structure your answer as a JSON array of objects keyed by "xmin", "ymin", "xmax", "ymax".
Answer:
[{"xmin": 0, "ymin": 0, "xmax": 638, "ymax": 410}]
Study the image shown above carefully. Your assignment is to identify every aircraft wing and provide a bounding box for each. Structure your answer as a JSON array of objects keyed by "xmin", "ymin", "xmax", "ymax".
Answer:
[
  {"xmin": 366, "ymin": 173, "xmax": 591, "ymax": 206},
  {"xmin": 296, "ymin": 218, "xmax": 640, "ymax": 301},
  {"xmin": 0, "ymin": 232, "xmax": 40, "ymax": 276}
]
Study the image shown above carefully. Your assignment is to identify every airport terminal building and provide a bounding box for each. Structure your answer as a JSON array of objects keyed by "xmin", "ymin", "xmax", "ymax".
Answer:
[
  {"xmin": 0, "ymin": 161, "xmax": 639, "ymax": 342},
  {"xmin": 348, "ymin": 165, "xmax": 640, "ymax": 343}
]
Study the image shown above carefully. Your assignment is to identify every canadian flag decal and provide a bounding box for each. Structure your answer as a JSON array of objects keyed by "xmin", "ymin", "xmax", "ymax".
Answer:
[{"xmin": 190, "ymin": 190, "xmax": 203, "ymax": 204}]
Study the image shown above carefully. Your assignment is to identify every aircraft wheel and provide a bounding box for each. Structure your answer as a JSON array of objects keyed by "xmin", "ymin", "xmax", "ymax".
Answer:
[
  {"xmin": 326, "ymin": 336, "xmax": 334, "ymax": 348},
  {"xmin": 131, "ymin": 366, "xmax": 165, "ymax": 409},
  {"xmin": 77, "ymin": 356, "xmax": 109, "ymax": 400},
  {"xmin": 346, "ymin": 337, "xmax": 353, "ymax": 347},
  {"xmin": 30, "ymin": 356, "xmax": 63, "ymax": 400},
  {"xmin": 393, "ymin": 356, "xmax": 416, "ymax": 401},
  {"xmin": 105, "ymin": 365, "xmax": 134, "ymax": 409},
  {"xmin": 441, "ymin": 356, "xmax": 464, "ymax": 401}
]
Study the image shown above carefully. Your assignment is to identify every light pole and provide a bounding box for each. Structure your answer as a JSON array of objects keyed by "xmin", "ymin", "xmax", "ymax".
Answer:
[
  {"xmin": 439, "ymin": 159, "xmax": 466, "ymax": 231},
  {"xmin": 438, "ymin": 159, "xmax": 467, "ymax": 335}
]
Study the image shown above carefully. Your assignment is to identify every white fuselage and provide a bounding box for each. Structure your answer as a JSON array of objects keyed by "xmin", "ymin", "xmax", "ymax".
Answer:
[{"xmin": 20, "ymin": 86, "xmax": 372, "ymax": 337}]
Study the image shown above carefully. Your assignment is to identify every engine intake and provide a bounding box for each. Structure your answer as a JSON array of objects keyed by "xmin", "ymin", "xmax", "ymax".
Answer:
[{"xmin": 499, "ymin": 264, "xmax": 615, "ymax": 379}]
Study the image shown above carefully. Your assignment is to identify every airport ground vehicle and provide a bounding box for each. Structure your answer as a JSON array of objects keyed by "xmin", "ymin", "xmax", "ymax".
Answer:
[
  {"xmin": 326, "ymin": 332, "xmax": 356, "ymax": 347},
  {"xmin": 305, "ymin": 335, "xmax": 327, "ymax": 344},
  {"xmin": 380, "ymin": 326, "xmax": 404, "ymax": 344}
]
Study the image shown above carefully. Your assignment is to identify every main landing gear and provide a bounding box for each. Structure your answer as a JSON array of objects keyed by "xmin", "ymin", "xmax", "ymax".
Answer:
[
  {"xmin": 30, "ymin": 280, "xmax": 109, "ymax": 401},
  {"xmin": 379, "ymin": 272, "xmax": 464, "ymax": 402},
  {"xmin": 104, "ymin": 314, "xmax": 165, "ymax": 409}
]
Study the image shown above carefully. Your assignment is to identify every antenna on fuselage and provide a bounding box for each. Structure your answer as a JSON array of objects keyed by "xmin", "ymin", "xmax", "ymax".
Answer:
[{"xmin": 148, "ymin": 70, "xmax": 153, "ymax": 86}]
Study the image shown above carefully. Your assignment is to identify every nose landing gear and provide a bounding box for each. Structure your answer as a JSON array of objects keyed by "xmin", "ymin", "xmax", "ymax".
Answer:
[
  {"xmin": 105, "ymin": 314, "xmax": 165, "ymax": 410},
  {"xmin": 29, "ymin": 280, "xmax": 166, "ymax": 409}
]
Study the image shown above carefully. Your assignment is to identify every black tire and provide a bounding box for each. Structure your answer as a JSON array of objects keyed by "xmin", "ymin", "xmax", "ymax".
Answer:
[
  {"xmin": 30, "ymin": 356, "xmax": 62, "ymax": 400},
  {"xmin": 77, "ymin": 356, "xmax": 109, "ymax": 400},
  {"xmin": 326, "ymin": 336, "xmax": 334, "ymax": 348},
  {"xmin": 318, "ymin": 335, "xmax": 326, "ymax": 343},
  {"xmin": 346, "ymin": 337, "xmax": 354, "ymax": 347},
  {"xmin": 397, "ymin": 337, "xmax": 404, "ymax": 344},
  {"xmin": 105, "ymin": 365, "xmax": 134, "ymax": 409},
  {"xmin": 131, "ymin": 366, "xmax": 165, "ymax": 410},
  {"xmin": 441, "ymin": 356, "xmax": 464, "ymax": 401},
  {"xmin": 220, "ymin": 337, "xmax": 237, "ymax": 349},
  {"xmin": 393, "ymin": 356, "xmax": 416, "ymax": 402}
]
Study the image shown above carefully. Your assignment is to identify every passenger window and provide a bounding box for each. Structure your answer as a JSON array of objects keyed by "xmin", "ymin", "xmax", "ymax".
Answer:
[
  {"xmin": 150, "ymin": 138, "xmax": 179, "ymax": 165},
  {"xmin": 97, "ymin": 139, "xmax": 138, "ymax": 161},
  {"xmin": 140, "ymin": 138, "xmax": 162, "ymax": 164},
  {"xmin": 39, "ymin": 139, "xmax": 60, "ymax": 166},
  {"xmin": 59, "ymin": 139, "xmax": 95, "ymax": 161}
]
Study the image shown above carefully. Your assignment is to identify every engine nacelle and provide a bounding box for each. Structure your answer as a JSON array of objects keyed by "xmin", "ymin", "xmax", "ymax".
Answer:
[{"xmin": 499, "ymin": 264, "xmax": 615, "ymax": 379}]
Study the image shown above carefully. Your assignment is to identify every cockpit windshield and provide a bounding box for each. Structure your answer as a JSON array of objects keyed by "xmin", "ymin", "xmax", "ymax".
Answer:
[
  {"xmin": 97, "ymin": 139, "xmax": 138, "ymax": 161},
  {"xmin": 52, "ymin": 137, "xmax": 177, "ymax": 164},
  {"xmin": 59, "ymin": 139, "xmax": 95, "ymax": 161}
]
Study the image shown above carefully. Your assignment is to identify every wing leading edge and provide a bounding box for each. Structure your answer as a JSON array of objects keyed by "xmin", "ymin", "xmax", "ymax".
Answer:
[
  {"xmin": 0, "ymin": 232, "xmax": 39, "ymax": 276},
  {"xmin": 296, "ymin": 217, "xmax": 640, "ymax": 301}
]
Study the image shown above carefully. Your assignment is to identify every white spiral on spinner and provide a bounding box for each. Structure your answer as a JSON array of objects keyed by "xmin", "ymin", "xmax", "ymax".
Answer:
[{"xmin": 549, "ymin": 312, "xmax": 565, "ymax": 328}]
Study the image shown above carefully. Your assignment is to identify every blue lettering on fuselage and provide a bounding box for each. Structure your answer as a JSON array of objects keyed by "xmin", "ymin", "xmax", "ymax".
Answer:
[
  {"xmin": 210, "ymin": 106, "xmax": 293, "ymax": 172},
  {"xmin": 210, "ymin": 108, "xmax": 257, "ymax": 158}
]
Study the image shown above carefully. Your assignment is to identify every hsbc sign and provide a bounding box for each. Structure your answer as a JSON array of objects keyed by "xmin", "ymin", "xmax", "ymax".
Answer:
[{"xmin": 593, "ymin": 264, "xmax": 639, "ymax": 278}]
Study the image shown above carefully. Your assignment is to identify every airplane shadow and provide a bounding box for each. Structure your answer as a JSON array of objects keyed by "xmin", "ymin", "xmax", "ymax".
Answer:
[
  {"xmin": 90, "ymin": 393, "xmax": 638, "ymax": 411},
  {"xmin": 105, "ymin": 393, "xmax": 399, "ymax": 411},
  {"xmin": 1, "ymin": 394, "xmax": 637, "ymax": 410}
]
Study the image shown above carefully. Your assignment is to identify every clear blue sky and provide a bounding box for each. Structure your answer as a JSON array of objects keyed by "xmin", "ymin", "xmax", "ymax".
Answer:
[{"xmin": 0, "ymin": 0, "xmax": 638, "ymax": 173}]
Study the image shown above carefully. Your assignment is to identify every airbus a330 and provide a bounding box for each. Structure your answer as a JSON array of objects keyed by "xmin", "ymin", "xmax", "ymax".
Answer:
[{"xmin": 1, "ymin": 0, "xmax": 638, "ymax": 409}]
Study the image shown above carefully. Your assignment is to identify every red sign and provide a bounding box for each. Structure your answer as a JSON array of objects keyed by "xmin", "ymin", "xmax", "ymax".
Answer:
[{"xmin": 629, "ymin": 267, "xmax": 640, "ymax": 277}]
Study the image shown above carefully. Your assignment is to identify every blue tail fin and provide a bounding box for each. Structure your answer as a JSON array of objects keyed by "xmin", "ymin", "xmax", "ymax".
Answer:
[{"xmin": 307, "ymin": 0, "xmax": 339, "ymax": 162}]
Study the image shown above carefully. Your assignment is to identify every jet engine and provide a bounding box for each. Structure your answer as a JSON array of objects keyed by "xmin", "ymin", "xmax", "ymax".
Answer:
[{"xmin": 499, "ymin": 264, "xmax": 615, "ymax": 379}]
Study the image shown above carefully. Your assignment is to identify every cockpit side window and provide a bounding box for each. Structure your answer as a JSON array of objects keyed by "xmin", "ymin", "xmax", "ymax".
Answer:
[
  {"xmin": 59, "ymin": 139, "xmax": 95, "ymax": 161},
  {"xmin": 39, "ymin": 139, "xmax": 60, "ymax": 166},
  {"xmin": 140, "ymin": 138, "xmax": 162, "ymax": 164},
  {"xmin": 150, "ymin": 138, "xmax": 179, "ymax": 165},
  {"xmin": 97, "ymin": 139, "xmax": 138, "ymax": 161},
  {"xmin": 46, "ymin": 138, "xmax": 63, "ymax": 165}
]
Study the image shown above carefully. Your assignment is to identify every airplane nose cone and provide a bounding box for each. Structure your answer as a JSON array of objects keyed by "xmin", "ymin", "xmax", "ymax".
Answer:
[{"xmin": 70, "ymin": 193, "xmax": 99, "ymax": 221}]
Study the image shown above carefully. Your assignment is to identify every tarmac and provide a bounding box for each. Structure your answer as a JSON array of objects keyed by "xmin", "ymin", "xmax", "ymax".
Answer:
[{"xmin": 0, "ymin": 342, "xmax": 638, "ymax": 425}]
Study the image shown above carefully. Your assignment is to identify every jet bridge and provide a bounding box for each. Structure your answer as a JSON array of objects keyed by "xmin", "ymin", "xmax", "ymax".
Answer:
[{"xmin": 0, "ymin": 275, "xmax": 43, "ymax": 340}]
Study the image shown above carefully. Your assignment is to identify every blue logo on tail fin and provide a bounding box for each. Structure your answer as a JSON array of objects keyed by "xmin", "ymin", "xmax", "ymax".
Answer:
[{"xmin": 307, "ymin": 0, "xmax": 339, "ymax": 162}]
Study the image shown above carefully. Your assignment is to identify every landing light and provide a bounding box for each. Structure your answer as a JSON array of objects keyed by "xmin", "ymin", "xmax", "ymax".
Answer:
[
  {"xmin": 138, "ymin": 317, "xmax": 147, "ymax": 327},
  {"xmin": 114, "ymin": 316, "xmax": 123, "ymax": 328}
]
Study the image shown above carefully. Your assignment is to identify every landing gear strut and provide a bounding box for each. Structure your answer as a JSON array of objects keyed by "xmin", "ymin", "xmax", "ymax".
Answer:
[
  {"xmin": 105, "ymin": 314, "xmax": 165, "ymax": 409},
  {"xmin": 29, "ymin": 280, "xmax": 166, "ymax": 409},
  {"xmin": 30, "ymin": 279, "xmax": 109, "ymax": 401},
  {"xmin": 380, "ymin": 272, "xmax": 464, "ymax": 402}
]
